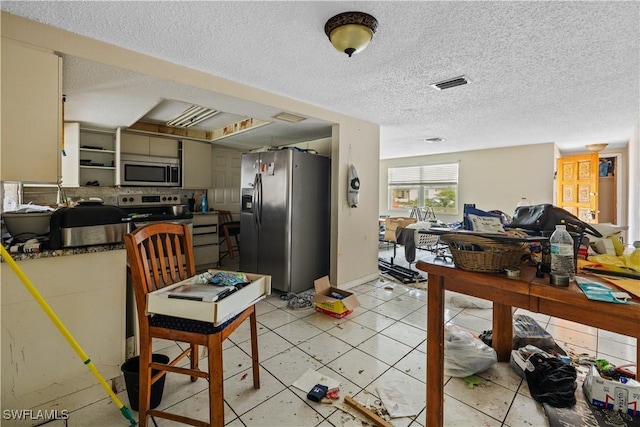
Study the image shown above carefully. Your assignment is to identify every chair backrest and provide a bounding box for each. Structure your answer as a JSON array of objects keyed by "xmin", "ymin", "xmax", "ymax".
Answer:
[
  {"xmin": 216, "ymin": 210, "xmax": 234, "ymax": 224},
  {"xmin": 125, "ymin": 222, "xmax": 195, "ymax": 320}
]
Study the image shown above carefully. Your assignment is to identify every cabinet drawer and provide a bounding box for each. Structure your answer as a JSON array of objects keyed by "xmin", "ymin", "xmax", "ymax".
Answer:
[
  {"xmin": 193, "ymin": 225, "xmax": 217, "ymax": 235},
  {"xmin": 193, "ymin": 234, "xmax": 218, "ymax": 246},
  {"xmin": 193, "ymin": 214, "xmax": 218, "ymax": 226},
  {"xmin": 194, "ymin": 244, "xmax": 219, "ymax": 266}
]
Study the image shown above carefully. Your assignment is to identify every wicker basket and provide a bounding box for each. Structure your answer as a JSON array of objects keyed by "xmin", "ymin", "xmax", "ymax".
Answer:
[{"xmin": 440, "ymin": 233, "xmax": 528, "ymax": 273}]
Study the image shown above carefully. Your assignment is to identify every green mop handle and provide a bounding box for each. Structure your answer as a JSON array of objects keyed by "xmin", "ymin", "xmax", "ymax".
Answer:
[{"xmin": 1, "ymin": 245, "xmax": 137, "ymax": 426}]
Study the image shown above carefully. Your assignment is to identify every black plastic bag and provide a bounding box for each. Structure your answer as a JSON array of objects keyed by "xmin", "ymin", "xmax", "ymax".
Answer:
[{"xmin": 525, "ymin": 353, "xmax": 577, "ymax": 408}]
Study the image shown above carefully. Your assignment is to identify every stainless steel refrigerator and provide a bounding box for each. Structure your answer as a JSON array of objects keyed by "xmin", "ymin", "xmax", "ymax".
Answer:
[{"xmin": 240, "ymin": 149, "xmax": 330, "ymax": 293}]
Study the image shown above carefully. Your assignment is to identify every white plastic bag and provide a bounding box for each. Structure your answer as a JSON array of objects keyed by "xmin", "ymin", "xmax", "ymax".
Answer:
[{"xmin": 444, "ymin": 324, "xmax": 497, "ymax": 377}]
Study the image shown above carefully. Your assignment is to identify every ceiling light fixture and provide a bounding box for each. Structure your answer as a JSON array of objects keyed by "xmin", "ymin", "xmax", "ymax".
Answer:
[
  {"xmin": 167, "ymin": 106, "xmax": 220, "ymax": 128},
  {"xmin": 324, "ymin": 12, "xmax": 378, "ymax": 57},
  {"xmin": 586, "ymin": 143, "xmax": 608, "ymax": 152}
]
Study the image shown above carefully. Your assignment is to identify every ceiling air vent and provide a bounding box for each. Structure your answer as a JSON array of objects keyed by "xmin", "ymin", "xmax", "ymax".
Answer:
[
  {"xmin": 429, "ymin": 75, "xmax": 470, "ymax": 91},
  {"xmin": 424, "ymin": 137, "xmax": 445, "ymax": 143},
  {"xmin": 273, "ymin": 112, "xmax": 307, "ymax": 123}
]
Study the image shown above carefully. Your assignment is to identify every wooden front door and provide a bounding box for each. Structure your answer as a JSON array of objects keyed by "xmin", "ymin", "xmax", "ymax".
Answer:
[{"xmin": 557, "ymin": 153, "xmax": 599, "ymax": 223}]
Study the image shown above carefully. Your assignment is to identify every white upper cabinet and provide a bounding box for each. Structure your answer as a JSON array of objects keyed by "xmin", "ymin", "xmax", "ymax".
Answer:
[
  {"xmin": 121, "ymin": 132, "xmax": 179, "ymax": 158},
  {"xmin": 182, "ymin": 139, "xmax": 212, "ymax": 189},
  {"xmin": 1, "ymin": 40, "xmax": 62, "ymax": 183},
  {"xmin": 61, "ymin": 123, "xmax": 119, "ymax": 187}
]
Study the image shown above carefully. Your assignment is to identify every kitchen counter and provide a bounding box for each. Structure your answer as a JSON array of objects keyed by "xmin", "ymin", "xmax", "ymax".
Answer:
[{"xmin": 1, "ymin": 242, "xmax": 125, "ymax": 262}]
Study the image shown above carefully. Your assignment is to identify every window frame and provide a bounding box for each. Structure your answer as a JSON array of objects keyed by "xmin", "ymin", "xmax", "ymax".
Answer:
[{"xmin": 387, "ymin": 163, "xmax": 459, "ymax": 215}]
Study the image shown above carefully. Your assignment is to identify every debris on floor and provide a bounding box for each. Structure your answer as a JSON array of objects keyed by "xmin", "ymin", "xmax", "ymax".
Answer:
[
  {"xmin": 376, "ymin": 382, "xmax": 418, "ymax": 418},
  {"xmin": 280, "ymin": 291, "xmax": 315, "ymax": 309},
  {"xmin": 292, "ymin": 368, "xmax": 340, "ymax": 396},
  {"xmin": 448, "ymin": 293, "xmax": 492, "ymax": 309},
  {"xmin": 344, "ymin": 395, "xmax": 393, "ymax": 427},
  {"xmin": 463, "ymin": 374, "xmax": 484, "ymax": 389}
]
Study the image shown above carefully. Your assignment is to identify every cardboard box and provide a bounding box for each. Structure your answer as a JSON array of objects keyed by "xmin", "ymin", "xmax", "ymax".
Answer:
[
  {"xmin": 147, "ymin": 269, "xmax": 271, "ymax": 326},
  {"xmin": 384, "ymin": 217, "xmax": 417, "ymax": 242},
  {"xmin": 583, "ymin": 364, "xmax": 640, "ymax": 416},
  {"xmin": 315, "ymin": 306, "xmax": 352, "ymax": 319},
  {"xmin": 312, "ymin": 276, "xmax": 360, "ymax": 316}
]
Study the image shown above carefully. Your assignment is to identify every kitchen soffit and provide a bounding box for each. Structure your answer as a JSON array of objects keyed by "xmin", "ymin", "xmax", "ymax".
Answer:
[{"xmin": 62, "ymin": 55, "xmax": 333, "ymax": 151}]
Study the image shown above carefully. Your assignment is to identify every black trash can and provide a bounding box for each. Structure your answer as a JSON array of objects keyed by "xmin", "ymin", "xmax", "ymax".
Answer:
[{"xmin": 121, "ymin": 354, "xmax": 170, "ymax": 411}]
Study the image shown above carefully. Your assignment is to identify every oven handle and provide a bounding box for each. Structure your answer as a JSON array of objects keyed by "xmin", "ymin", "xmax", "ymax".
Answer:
[{"xmin": 133, "ymin": 218, "xmax": 193, "ymax": 231}]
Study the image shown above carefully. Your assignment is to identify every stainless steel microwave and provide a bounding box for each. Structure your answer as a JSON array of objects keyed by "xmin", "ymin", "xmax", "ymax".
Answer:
[{"xmin": 120, "ymin": 154, "xmax": 181, "ymax": 187}]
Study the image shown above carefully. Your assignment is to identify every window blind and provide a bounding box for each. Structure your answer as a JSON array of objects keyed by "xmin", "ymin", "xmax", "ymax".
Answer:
[{"xmin": 388, "ymin": 163, "xmax": 458, "ymax": 185}]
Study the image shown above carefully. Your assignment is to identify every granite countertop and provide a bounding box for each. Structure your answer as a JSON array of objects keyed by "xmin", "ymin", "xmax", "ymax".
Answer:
[{"xmin": 1, "ymin": 243, "xmax": 126, "ymax": 262}]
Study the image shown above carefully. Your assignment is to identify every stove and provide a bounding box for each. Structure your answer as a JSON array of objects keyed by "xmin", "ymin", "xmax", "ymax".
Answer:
[{"xmin": 118, "ymin": 194, "xmax": 193, "ymax": 224}]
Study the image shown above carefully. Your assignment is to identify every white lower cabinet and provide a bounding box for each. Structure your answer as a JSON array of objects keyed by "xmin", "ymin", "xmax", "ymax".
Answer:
[
  {"xmin": 192, "ymin": 213, "xmax": 219, "ymax": 272},
  {"xmin": 1, "ymin": 250, "xmax": 126, "ymax": 411}
]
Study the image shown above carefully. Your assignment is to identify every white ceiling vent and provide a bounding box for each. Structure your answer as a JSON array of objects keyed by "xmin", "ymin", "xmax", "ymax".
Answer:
[
  {"xmin": 273, "ymin": 112, "xmax": 307, "ymax": 123},
  {"xmin": 429, "ymin": 76, "xmax": 470, "ymax": 91},
  {"xmin": 423, "ymin": 137, "xmax": 445, "ymax": 143}
]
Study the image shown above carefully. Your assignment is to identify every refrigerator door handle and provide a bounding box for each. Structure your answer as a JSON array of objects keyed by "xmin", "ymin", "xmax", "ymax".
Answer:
[
  {"xmin": 256, "ymin": 173, "xmax": 263, "ymax": 228},
  {"xmin": 252, "ymin": 173, "xmax": 260, "ymax": 229}
]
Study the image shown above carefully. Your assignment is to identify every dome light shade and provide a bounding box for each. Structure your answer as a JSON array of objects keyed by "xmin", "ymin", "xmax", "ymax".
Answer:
[
  {"xmin": 586, "ymin": 143, "xmax": 608, "ymax": 152},
  {"xmin": 325, "ymin": 12, "xmax": 378, "ymax": 57}
]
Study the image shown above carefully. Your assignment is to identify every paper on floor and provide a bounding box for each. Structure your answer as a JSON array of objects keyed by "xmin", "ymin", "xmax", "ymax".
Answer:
[
  {"xmin": 292, "ymin": 368, "xmax": 340, "ymax": 393},
  {"xmin": 376, "ymin": 383, "xmax": 418, "ymax": 418}
]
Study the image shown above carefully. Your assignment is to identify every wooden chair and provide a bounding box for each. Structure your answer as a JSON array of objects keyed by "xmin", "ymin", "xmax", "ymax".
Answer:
[
  {"xmin": 216, "ymin": 210, "xmax": 240, "ymax": 264},
  {"xmin": 124, "ymin": 222, "xmax": 260, "ymax": 427}
]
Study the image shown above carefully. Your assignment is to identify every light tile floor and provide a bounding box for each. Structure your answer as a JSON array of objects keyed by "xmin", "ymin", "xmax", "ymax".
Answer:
[{"xmin": 48, "ymin": 249, "xmax": 636, "ymax": 426}]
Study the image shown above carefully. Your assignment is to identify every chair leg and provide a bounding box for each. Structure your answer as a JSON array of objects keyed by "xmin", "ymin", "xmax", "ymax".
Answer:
[
  {"xmin": 138, "ymin": 334, "xmax": 153, "ymax": 427},
  {"xmin": 249, "ymin": 309, "xmax": 260, "ymax": 389},
  {"xmin": 234, "ymin": 235, "xmax": 240, "ymax": 257},
  {"xmin": 190, "ymin": 343, "xmax": 199, "ymax": 382},
  {"xmin": 225, "ymin": 230, "xmax": 235, "ymax": 260},
  {"xmin": 208, "ymin": 334, "xmax": 224, "ymax": 427}
]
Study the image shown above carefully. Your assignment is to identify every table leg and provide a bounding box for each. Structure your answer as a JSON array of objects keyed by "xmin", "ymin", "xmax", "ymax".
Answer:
[
  {"xmin": 426, "ymin": 273, "xmax": 445, "ymax": 427},
  {"xmin": 492, "ymin": 303, "xmax": 513, "ymax": 362}
]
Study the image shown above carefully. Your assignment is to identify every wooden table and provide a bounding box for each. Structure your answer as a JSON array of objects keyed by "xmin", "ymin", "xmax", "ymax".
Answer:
[{"xmin": 415, "ymin": 259, "xmax": 640, "ymax": 427}]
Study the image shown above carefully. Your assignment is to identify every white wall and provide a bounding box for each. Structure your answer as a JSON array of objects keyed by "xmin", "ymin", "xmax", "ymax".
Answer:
[
  {"xmin": 379, "ymin": 143, "xmax": 557, "ymax": 221},
  {"xmin": 627, "ymin": 118, "xmax": 639, "ymax": 243},
  {"xmin": 1, "ymin": 13, "xmax": 380, "ymax": 288},
  {"xmin": 333, "ymin": 124, "xmax": 380, "ymax": 287}
]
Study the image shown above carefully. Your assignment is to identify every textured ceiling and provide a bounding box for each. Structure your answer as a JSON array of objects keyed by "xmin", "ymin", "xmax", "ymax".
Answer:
[{"xmin": 2, "ymin": 1, "xmax": 639, "ymax": 159}]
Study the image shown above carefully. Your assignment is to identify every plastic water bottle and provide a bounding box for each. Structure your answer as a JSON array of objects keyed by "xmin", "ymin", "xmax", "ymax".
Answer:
[
  {"xmin": 201, "ymin": 191, "xmax": 208, "ymax": 213},
  {"xmin": 516, "ymin": 197, "xmax": 530, "ymax": 207},
  {"xmin": 550, "ymin": 225, "xmax": 575, "ymax": 278}
]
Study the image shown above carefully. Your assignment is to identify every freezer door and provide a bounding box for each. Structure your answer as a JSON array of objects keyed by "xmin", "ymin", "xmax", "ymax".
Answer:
[
  {"xmin": 239, "ymin": 211, "xmax": 258, "ymax": 273},
  {"xmin": 256, "ymin": 150, "xmax": 291, "ymax": 292},
  {"xmin": 239, "ymin": 153, "xmax": 260, "ymax": 273}
]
